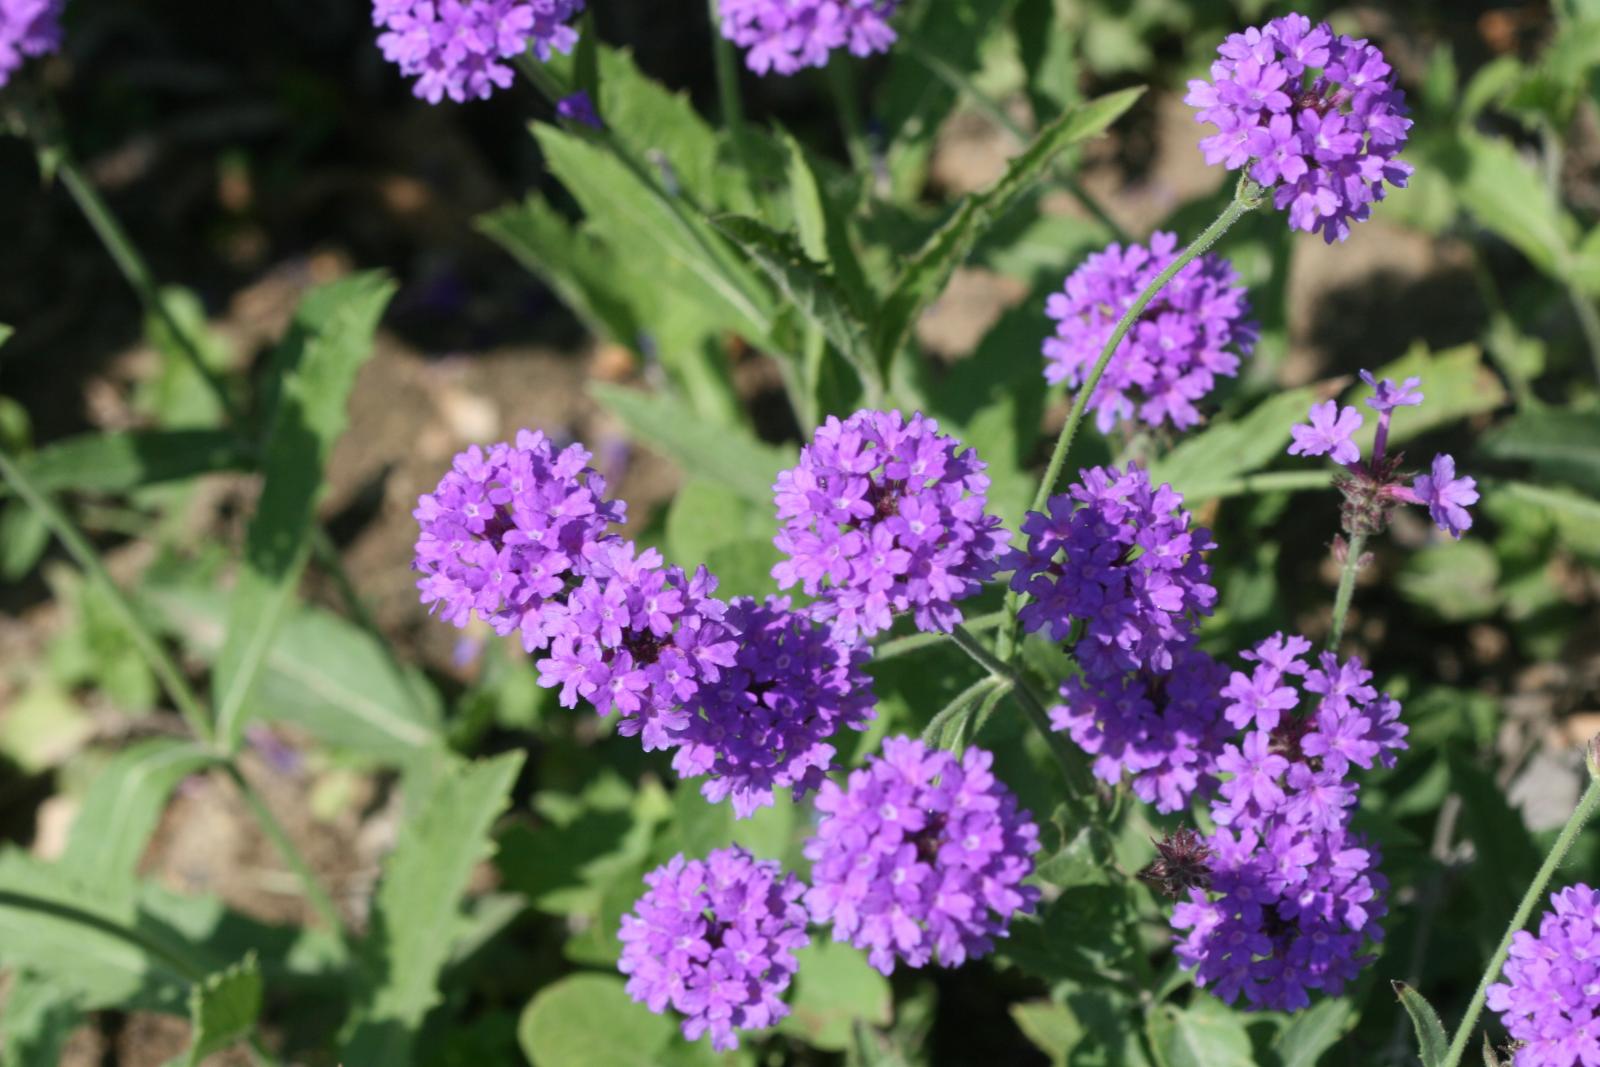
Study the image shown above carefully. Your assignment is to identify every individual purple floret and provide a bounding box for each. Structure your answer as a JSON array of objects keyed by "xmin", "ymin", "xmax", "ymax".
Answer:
[
  {"xmin": 618, "ymin": 847, "xmax": 809, "ymax": 1052},
  {"xmin": 1043, "ymin": 232, "xmax": 1258, "ymax": 434},
  {"xmin": 0, "ymin": 0, "xmax": 63, "ymax": 87},
  {"xmin": 672, "ymin": 596, "xmax": 876, "ymax": 818},
  {"xmin": 1169, "ymin": 634, "xmax": 1407, "ymax": 1010},
  {"xmin": 719, "ymin": 0, "xmax": 900, "ymax": 76},
  {"xmin": 1410, "ymin": 453, "xmax": 1478, "ymax": 540},
  {"xmin": 555, "ymin": 89, "xmax": 602, "ymax": 128},
  {"xmin": 373, "ymin": 0, "xmax": 584, "ymax": 104},
  {"xmin": 536, "ymin": 540, "xmax": 738, "ymax": 751},
  {"xmin": 1185, "ymin": 13, "xmax": 1413, "ymax": 242},
  {"xmin": 1487, "ymin": 883, "xmax": 1600, "ymax": 1067},
  {"xmin": 1287, "ymin": 400, "xmax": 1363, "ymax": 465},
  {"xmin": 805, "ymin": 736, "xmax": 1040, "ymax": 975},
  {"xmin": 772, "ymin": 409, "xmax": 1008, "ymax": 641},
  {"xmin": 413, "ymin": 429, "xmax": 624, "ymax": 650},
  {"xmin": 1050, "ymin": 647, "xmax": 1233, "ymax": 813},
  {"xmin": 1005, "ymin": 463, "xmax": 1216, "ymax": 676}
]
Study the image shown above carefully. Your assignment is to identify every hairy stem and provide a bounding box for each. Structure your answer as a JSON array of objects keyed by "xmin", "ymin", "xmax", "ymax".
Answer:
[
  {"xmin": 1327, "ymin": 532, "xmax": 1368, "ymax": 650},
  {"xmin": 997, "ymin": 178, "xmax": 1261, "ymax": 660},
  {"xmin": 875, "ymin": 610, "xmax": 1006, "ymax": 661},
  {"xmin": 706, "ymin": 0, "xmax": 745, "ymax": 135},
  {"xmin": 1442, "ymin": 774, "xmax": 1600, "ymax": 1067}
]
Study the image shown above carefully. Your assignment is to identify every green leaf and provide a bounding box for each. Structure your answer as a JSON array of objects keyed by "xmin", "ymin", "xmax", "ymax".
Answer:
[
  {"xmin": 1148, "ymin": 998, "xmax": 1254, "ymax": 1067},
  {"xmin": 183, "ymin": 955, "xmax": 262, "ymax": 1066},
  {"xmin": 0, "ymin": 679, "xmax": 93, "ymax": 774},
  {"xmin": 518, "ymin": 973, "xmax": 674, "ymax": 1067},
  {"xmin": 1482, "ymin": 408, "xmax": 1600, "ymax": 491},
  {"xmin": 666, "ymin": 480, "xmax": 768, "ymax": 566},
  {"xmin": 1010, "ymin": 1000, "xmax": 1082, "ymax": 1065},
  {"xmin": 0, "ymin": 500, "xmax": 49, "ymax": 579},
  {"xmin": 1350, "ymin": 344, "xmax": 1507, "ymax": 452},
  {"xmin": 2, "ymin": 430, "xmax": 250, "ymax": 497},
  {"xmin": 872, "ymin": 87, "xmax": 1144, "ymax": 372},
  {"xmin": 996, "ymin": 886, "xmax": 1136, "ymax": 987},
  {"xmin": 61, "ymin": 738, "xmax": 220, "ymax": 894},
  {"xmin": 1271, "ymin": 997, "xmax": 1352, "ymax": 1067},
  {"xmin": 1149, "ymin": 387, "xmax": 1318, "ymax": 499},
  {"xmin": 590, "ymin": 383, "xmax": 794, "ymax": 505},
  {"xmin": 1437, "ymin": 131, "xmax": 1579, "ymax": 281},
  {"xmin": 341, "ymin": 750, "xmax": 524, "ymax": 1065},
  {"xmin": 1398, "ymin": 540, "xmax": 1502, "ymax": 622},
  {"xmin": 1393, "ymin": 982, "xmax": 1449, "ymax": 1067},
  {"xmin": 148, "ymin": 583, "xmax": 441, "ymax": 759},
  {"xmin": 212, "ymin": 272, "xmax": 395, "ymax": 750},
  {"xmin": 711, "ymin": 214, "xmax": 876, "ymax": 383},
  {"xmin": 777, "ymin": 942, "xmax": 893, "ymax": 1052},
  {"xmin": 0, "ymin": 973, "xmax": 79, "ymax": 1067}
]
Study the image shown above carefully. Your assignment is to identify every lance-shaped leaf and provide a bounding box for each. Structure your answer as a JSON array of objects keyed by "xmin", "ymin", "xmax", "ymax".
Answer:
[
  {"xmin": 1394, "ymin": 981, "xmax": 1449, "ymax": 1067},
  {"xmin": 211, "ymin": 272, "xmax": 395, "ymax": 749},
  {"xmin": 0, "ymin": 429, "xmax": 250, "ymax": 498}
]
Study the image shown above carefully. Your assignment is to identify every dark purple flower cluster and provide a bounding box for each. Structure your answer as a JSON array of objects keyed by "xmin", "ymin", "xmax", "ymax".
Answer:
[
  {"xmin": 538, "ymin": 541, "xmax": 738, "ymax": 751},
  {"xmin": 672, "ymin": 596, "xmax": 876, "ymax": 818},
  {"xmin": 619, "ymin": 847, "xmax": 809, "ymax": 1052},
  {"xmin": 1006, "ymin": 463, "xmax": 1216, "ymax": 677},
  {"xmin": 1050, "ymin": 647, "xmax": 1233, "ymax": 814},
  {"xmin": 719, "ymin": 0, "xmax": 900, "ymax": 76},
  {"xmin": 412, "ymin": 429, "xmax": 624, "ymax": 648},
  {"xmin": 804, "ymin": 736, "xmax": 1040, "ymax": 975},
  {"xmin": 772, "ymin": 409, "xmax": 1008, "ymax": 641},
  {"xmin": 1185, "ymin": 14, "xmax": 1413, "ymax": 242},
  {"xmin": 1287, "ymin": 371, "xmax": 1479, "ymax": 539},
  {"xmin": 1043, "ymin": 232, "xmax": 1258, "ymax": 434},
  {"xmin": 1170, "ymin": 633, "xmax": 1407, "ymax": 1010},
  {"xmin": 556, "ymin": 89, "xmax": 602, "ymax": 128},
  {"xmin": 0, "ymin": 0, "xmax": 62, "ymax": 87},
  {"xmin": 373, "ymin": 0, "xmax": 584, "ymax": 104},
  {"xmin": 1487, "ymin": 883, "xmax": 1600, "ymax": 1067}
]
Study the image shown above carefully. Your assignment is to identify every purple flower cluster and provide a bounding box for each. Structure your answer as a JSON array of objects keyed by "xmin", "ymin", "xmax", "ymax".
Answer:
[
  {"xmin": 772, "ymin": 409, "xmax": 1008, "ymax": 641},
  {"xmin": 373, "ymin": 0, "xmax": 584, "ymax": 104},
  {"xmin": 1185, "ymin": 14, "xmax": 1413, "ymax": 242},
  {"xmin": 413, "ymin": 429, "xmax": 624, "ymax": 648},
  {"xmin": 1043, "ymin": 232, "xmax": 1258, "ymax": 434},
  {"xmin": 1050, "ymin": 647, "xmax": 1233, "ymax": 814},
  {"xmin": 537, "ymin": 541, "xmax": 738, "ymax": 751},
  {"xmin": 556, "ymin": 89, "xmax": 601, "ymax": 128},
  {"xmin": 1006, "ymin": 463, "xmax": 1216, "ymax": 677},
  {"xmin": 1286, "ymin": 371, "xmax": 1479, "ymax": 538},
  {"xmin": 672, "ymin": 596, "xmax": 876, "ymax": 818},
  {"xmin": 804, "ymin": 736, "xmax": 1040, "ymax": 975},
  {"xmin": 1487, "ymin": 883, "xmax": 1600, "ymax": 1067},
  {"xmin": 719, "ymin": 0, "xmax": 900, "ymax": 76},
  {"xmin": 0, "ymin": 0, "xmax": 62, "ymax": 87},
  {"xmin": 1170, "ymin": 633, "xmax": 1407, "ymax": 1010},
  {"xmin": 619, "ymin": 847, "xmax": 809, "ymax": 1052}
]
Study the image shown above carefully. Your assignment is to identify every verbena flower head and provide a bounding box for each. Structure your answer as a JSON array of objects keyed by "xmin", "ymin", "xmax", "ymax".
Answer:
[
  {"xmin": 1285, "ymin": 374, "xmax": 1479, "ymax": 540},
  {"xmin": 719, "ymin": 0, "xmax": 900, "ymax": 77},
  {"xmin": 556, "ymin": 89, "xmax": 601, "ymax": 128},
  {"xmin": 536, "ymin": 540, "xmax": 738, "ymax": 751},
  {"xmin": 1043, "ymin": 232, "xmax": 1258, "ymax": 433},
  {"xmin": 618, "ymin": 847, "xmax": 809, "ymax": 1052},
  {"xmin": 1185, "ymin": 14, "xmax": 1413, "ymax": 242},
  {"xmin": 373, "ymin": 0, "xmax": 584, "ymax": 104},
  {"xmin": 1005, "ymin": 463, "xmax": 1216, "ymax": 676},
  {"xmin": 413, "ymin": 429, "xmax": 623, "ymax": 648},
  {"xmin": 672, "ymin": 596, "xmax": 876, "ymax": 818},
  {"xmin": 0, "ymin": 0, "xmax": 63, "ymax": 87},
  {"xmin": 1487, "ymin": 883, "xmax": 1600, "ymax": 1067},
  {"xmin": 1050, "ymin": 647, "xmax": 1233, "ymax": 813},
  {"xmin": 1171, "ymin": 634, "xmax": 1407, "ymax": 1010},
  {"xmin": 805, "ymin": 736, "xmax": 1040, "ymax": 975},
  {"xmin": 772, "ymin": 409, "xmax": 1008, "ymax": 641}
]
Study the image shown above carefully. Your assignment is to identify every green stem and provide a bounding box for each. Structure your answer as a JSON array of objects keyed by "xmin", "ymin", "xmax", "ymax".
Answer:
[
  {"xmin": 1568, "ymin": 286, "xmax": 1600, "ymax": 388},
  {"xmin": 1327, "ymin": 532, "xmax": 1368, "ymax": 650},
  {"xmin": 997, "ymin": 178, "xmax": 1260, "ymax": 659},
  {"xmin": 706, "ymin": 0, "xmax": 745, "ymax": 135},
  {"xmin": 875, "ymin": 610, "xmax": 1006, "ymax": 661},
  {"xmin": 825, "ymin": 61, "xmax": 871, "ymax": 176},
  {"xmin": 226, "ymin": 764, "xmax": 348, "ymax": 948},
  {"xmin": 1442, "ymin": 775, "xmax": 1600, "ymax": 1067},
  {"xmin": 0, "ymin": 447, "xmax": 213, "ymax": 742}
]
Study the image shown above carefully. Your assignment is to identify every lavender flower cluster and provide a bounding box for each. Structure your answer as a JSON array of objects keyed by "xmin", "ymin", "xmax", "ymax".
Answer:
[
  {"xmin": 1043, "ymin": 232, "xmax": 1258, "ymax": 434},
  {"xmin": 1169, "ymin": 633, "xmax": 1407, "ymax": 1010},
  {"xmin": 719, "ymin": 0, "xmax": 901, "ymax": 76},
  {"xmin": 773, "ymin": 409, "xmax": 1009, "ymax": 641},
  {"xmin": 1487, "ymin": 883, "xmax": 1600, "ymax": 1067},
  {"xmin": 373, "ymin": 0, "xmax": 584, "ymax": 104},
  {"xmin": 1287, "ymin": 370, "xmax": 1479, "ymax": 539},
  {"xmin": 1185, "ymin": 14, "xmax": 1413, "ymax": 242},
  {"xmin": 0, "ymin": 0, "xmax": 62, "ymax": 88}
]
